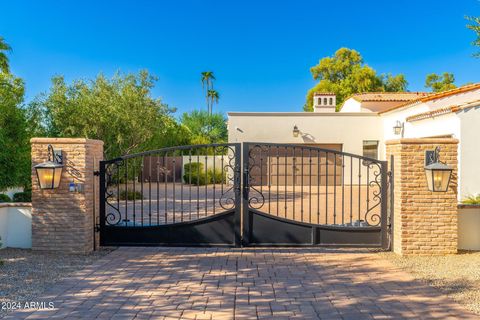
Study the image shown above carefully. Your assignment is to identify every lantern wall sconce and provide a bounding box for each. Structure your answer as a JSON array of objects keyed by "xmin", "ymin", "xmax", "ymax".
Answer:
[
  {"xmin": 34, "ymin": 145, "xmax": 64, "ymax": 189},
  {"xmin": 424, "ymin": 146, "xmax": 453, "ymax": 192},
  {"xmin": 292, "ymin": 124, "xmax": 300, "ymax": 138},
  {"xmin": 393, "ymin": 120, "xmax": 404, "ymax": 136}
]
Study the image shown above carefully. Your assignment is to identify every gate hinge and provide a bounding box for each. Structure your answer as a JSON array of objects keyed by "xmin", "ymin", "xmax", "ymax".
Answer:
[
  {"xmin": 93, "ymin": 171, "xmax": 100, "ymax": 176},
  {"xmin": 95, "ymin": 224, "xmax": 101, "ymax": 232}
]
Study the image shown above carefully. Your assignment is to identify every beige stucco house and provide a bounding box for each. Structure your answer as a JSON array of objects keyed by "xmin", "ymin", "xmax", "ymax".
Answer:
[{"xmin": 228, "ymin": 83, "xmax": 480, "ymax": 201}]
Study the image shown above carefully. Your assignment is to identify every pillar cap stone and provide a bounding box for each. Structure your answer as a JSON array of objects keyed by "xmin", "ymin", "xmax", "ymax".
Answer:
[
  {"xmin": 30, "ymin": 137, "xmax": 104, "ymax": 145},
  {"xmin": 386, "ymin": 138, "xmax": 459, "ymax": 145}
]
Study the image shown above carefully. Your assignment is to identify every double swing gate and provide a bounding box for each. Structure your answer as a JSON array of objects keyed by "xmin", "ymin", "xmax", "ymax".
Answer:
[{"xmin": 99, "ymin": 143, "xmax": 392, "ymax": 248}]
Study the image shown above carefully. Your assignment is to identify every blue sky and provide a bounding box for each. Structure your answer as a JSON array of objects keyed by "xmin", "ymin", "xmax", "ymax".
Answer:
[{"xmin": 2, "ymin": 0, "xmax": 480, "ymax": 116}]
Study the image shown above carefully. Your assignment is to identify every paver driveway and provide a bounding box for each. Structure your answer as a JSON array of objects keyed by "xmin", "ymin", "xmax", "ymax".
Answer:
[{"xmin": 7, "ymin": 247, "xmax": 477, "ymax": 319}]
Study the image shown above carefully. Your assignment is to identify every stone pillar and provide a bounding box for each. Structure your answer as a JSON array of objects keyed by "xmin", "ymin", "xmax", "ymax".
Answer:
[
  {"xmin": 31, "ymin": 138, "xmax": 103, "ymax": 253},
  {"xmin": 386, "ymin": 138, "xmax": 458, "ymax": 255}
]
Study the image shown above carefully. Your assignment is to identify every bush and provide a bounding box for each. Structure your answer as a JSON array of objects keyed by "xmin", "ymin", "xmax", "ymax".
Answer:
[
  {"xmin": 183, "ymin": 162, "xmax": 226, "ymax": 185},
  {"xmin": 461, "ymin": 194, "xmax": 480, "ymax": 205},
  {"xmin": 184, "ymin": 162, "xmax": 208, "ymax": 185},
  {"xmin": 13, "ymin": 191, "xmax": 31, "ymax": 202},
  {"xmin": 0, "ymin": 194, "xmax": 11, "ymax": 203},
  {"xmin": 118, "ymin": 190, "xmax": 144, "ymax": 200}
]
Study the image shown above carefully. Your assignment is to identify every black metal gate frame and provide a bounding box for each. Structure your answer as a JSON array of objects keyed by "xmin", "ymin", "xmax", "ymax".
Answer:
[
  {"xmin": 99, "ymin": 142, "xmax": 392, "ymax": 248},
  {"xmin": 241, "ymin": 143, "xmax": 390, "ymax": 248}
]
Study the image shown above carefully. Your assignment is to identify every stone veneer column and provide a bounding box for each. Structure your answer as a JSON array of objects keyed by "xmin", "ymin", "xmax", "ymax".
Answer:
[
  {"xmin": 386, "ymin": 138, "xmax": 458, "ymax": 255},
  {"xmin": 31, "ymin": 138, "xmax": 103, "ymax": 253}
]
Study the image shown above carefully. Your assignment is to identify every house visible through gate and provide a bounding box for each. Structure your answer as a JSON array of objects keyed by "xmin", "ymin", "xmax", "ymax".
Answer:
[{"xmin": 99, "ymin": 143, "xmax": 391, "ymax": 248}]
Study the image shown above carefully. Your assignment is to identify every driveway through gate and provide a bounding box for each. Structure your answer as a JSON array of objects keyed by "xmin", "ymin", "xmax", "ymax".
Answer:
[{"xmin": 99, "ymin": 143, "xmax": 391, "ymax": 248}]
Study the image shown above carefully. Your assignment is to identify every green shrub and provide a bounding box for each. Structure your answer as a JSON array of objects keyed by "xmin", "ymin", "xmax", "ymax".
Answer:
[
  {"xmin": 118, "ymin": 190, "xmax": 144, "ymax": 200},
  {"xmin": 461, "ymin": 194, "xmax": 480, "ymax": 205},
  {"xmin": 183, "ymin": 162, "xmax": 226, "ymax": 185},
  {"xmin": 13, "ymin": 191, "xmax": 31, "ymax": 202},
  {"xmin": 184, "ymin": 162, "xmax": 208, "ymax": 185},
  {"xmin": 209, "ymin": 168, "xmax": 226, "ymax": 184},
  {"xmin": 0, "ymin": 194, "xmax": 11, "ymax": 203}
]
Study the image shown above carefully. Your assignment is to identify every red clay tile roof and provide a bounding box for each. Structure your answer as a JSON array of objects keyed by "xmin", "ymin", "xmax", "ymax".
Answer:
[
  {"xmin": 350, "ymin": 92, "xmax": 429, "ymax": 102},
  {"xmin": 406, "ymin": 98, "xmax": 480, "ymax": 122},
  {"xmin": 379, "ymin": 83, "xmax": 480, "ymax": 114},
  {"xmin": 313, "ymin": 92, "xmax": 336, "ymax": 96}
]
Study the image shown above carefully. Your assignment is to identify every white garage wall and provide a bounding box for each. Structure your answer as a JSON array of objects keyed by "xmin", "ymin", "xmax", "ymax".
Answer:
[
  {"xmin": 228, "ymin": 112, "xmax": 383, "ymax": 158},
  {"xmin": 228, "ymin": 112, "xmax": 385, "ymax": 184}
]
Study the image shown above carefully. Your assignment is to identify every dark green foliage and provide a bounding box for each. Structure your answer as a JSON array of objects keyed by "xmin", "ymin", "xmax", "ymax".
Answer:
[
  {"xmin": 118, "ymin": 190, "xmax": 144, "ymax": 200},
  {"xmin": 180, "ymin": 110, "xmax": 228, "ymax": 144},
  {"xmin": 13, "ymin": 191, "xmax": 31, "ymax": 202},
  {"xmin": 184, "ymin": 162, "xmax": 208, "ymax": 185},
  {"xmin": 0, "ymin": 194, "xmax": 11, "ymax": 202},
  {"xmin": 183, "ymin": 162, "xmax": 226, "ymax": 185},
  {"xmin": 425, "ymin": 73, "xmax": 456, "ymax": 92},
  {"xmin": 0, "ymin": 74, "xmax": 30, "ymax": 190},
  {"xmin": 25, "ymin": 71, "xmax": 179, "ymax": 160}
]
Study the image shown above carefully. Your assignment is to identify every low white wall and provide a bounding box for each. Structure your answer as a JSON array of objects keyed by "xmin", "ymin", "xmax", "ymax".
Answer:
[
  {"xmin": 458, "ymin": 205, "xmax": 480, "ymax": 250},
  {"xmin": 0, "ymin": 203, "xmax": 32, "ymax": 249}
]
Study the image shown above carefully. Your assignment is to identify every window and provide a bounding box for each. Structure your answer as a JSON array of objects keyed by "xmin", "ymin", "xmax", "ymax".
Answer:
[
  {"xmin": 324, "ymin": 98, "xmax": 327, "ymax": 105},
  {"xmin": 318, "ymin": 98, "xmax": 322, "ymax": 106},
  {"xmin": 363, "ymin": 140, "xmax": 379, "ymax": 159},
  {"xmin": 329, "ymin": 97, "xmax": 333, "ymax": 105}
]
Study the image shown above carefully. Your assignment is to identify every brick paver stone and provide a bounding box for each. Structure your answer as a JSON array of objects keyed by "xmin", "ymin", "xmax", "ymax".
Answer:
[{"xmin": 5, "ymin": 247, "xmax": 478, "ymax": 320}]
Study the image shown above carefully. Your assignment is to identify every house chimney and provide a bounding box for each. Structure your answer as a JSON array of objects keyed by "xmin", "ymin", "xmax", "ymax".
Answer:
[{"xmin": 313, "ymin": 92, "xmax": 336, "ymax": 112}]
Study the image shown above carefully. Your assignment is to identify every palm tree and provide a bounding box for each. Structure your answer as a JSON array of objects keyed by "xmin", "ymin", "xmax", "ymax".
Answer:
[
  {"xmin": 207, "ymin": 89, "xmax": 220, "ymax": 115},
  {"xmin": 201, "ymin": 71, "xmax": 215, "ymax": 113},
  {"xmin": 0, "ymin": 37, "xmax": 11, "ymax": 74}
]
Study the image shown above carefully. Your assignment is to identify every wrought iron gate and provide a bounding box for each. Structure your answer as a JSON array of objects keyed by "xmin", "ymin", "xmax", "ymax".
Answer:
[
  {"xmin": 242, "ymin": 143, "xmax": 389, "ymax": 248},
  {"xmin": 99, "ymin": 144, "xmax": 241, "ymax": 246},
  {"xmin": 99, "ymin": 143, "xmax": 391, "ymax": 248}
]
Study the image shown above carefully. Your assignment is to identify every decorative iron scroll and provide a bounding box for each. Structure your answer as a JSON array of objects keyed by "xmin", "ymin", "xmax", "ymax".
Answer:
[
  {"xmin": 247, "ymin": 145, "xmax": 267, "ymax": 209},
  {"xmin": 218, "ymin": 145, "xmax": 238, "ymax": 210},
  {"xmin": 104, "ymin": 160, "xmax": 124, "ymax": 226},
  {"xmin": 364, "ymin": 161, "xmax": 382, "ymax": 226},
  {"xmin": 245, "ymin": 143, "xmax": 385, "ymax": 228}
]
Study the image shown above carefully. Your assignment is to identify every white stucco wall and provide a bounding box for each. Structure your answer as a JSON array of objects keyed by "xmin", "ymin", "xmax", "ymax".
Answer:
[
  {"xmin": 0, "ymin": 203, "xmax": 32, "ymax": 248},
  {"xmin": 381, "ymin": 89, "xmax": 480, "ymax": 200},
  {"xmin": 458, "ymin": 206, "xmax": 480, "ymax": 250},
  {"xmin": 228, "ymin": 112, "xmax": 384, "ymax": 158},
  {"xmin": 458, "ymin": 106, "xmax": 480, "ymax": 198},
  {"xmin": 340, "ymin": 98, "xmax": 362, "ymax": 113}
]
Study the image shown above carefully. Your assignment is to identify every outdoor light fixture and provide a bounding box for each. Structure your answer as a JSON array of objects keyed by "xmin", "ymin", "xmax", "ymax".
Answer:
[
  {"xmin": 393, "ymin": 120, "xmax": 404, "ymax": 136},
  {"xmin": 424, "ymin": 146, "xmax": 453, "ymax": 192},
  {"xmin": 34, "ymin": 145, "xmax": 64, "ymax": 189},
  {"xmin": 292, "ymin": 125, "xmax": 300, "ymax": 138}
]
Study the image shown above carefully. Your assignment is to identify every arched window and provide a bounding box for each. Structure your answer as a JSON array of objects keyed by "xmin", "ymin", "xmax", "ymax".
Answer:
[
  {"xmin": 329, "ymin": 97, "xmax": 333, "ymax": 105},
  {"xmin": 324, "ymin": 98, "xmax": 327, "ymax": 105},
  {"xmin": 318, "ymin": 98, "xmax": 322, "ymax": 106}
]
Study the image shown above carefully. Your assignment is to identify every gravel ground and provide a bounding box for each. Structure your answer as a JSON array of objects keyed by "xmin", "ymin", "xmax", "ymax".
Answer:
[
  {"xmin": 380, "ymin": 251, "xmax": 480, "ymax": 315},
  {"xmin": 0, "ymin": 247, "xmax": 113, "ymax": 318}
]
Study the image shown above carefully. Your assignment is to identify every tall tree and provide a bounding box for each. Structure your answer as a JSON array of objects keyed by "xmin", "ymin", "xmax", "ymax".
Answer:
[
  {"xmin": 0, "ymin": 37, "xmax": 11, "ymax": 74},
  {"xmin": 304, "ymin": 48, "xmax": 408, "ymax": 111},
  {"xmin": 207, "ymin": 89, "xmax": 220, "ymax": 113},
  {"xmin": 425, "ymin": 73, "xmax": 456, "ymax": 92},
  {"xmin": 180, "ymin": 110, "xmax": 227, "ymax": 144},
  {"xmin": 0, "ymin": 73, "xmax": 30, "ymax": 189},
  {"xmin": 201, "ymin": 71, "xmax": 216, "ymax": 114},
  {"xmin": 26, "ymin": 71, "xmax": 177, "ymax": 159},
  {"xmin": 466, "ymin": 15, "xmax": 480, "ymax": 57}
]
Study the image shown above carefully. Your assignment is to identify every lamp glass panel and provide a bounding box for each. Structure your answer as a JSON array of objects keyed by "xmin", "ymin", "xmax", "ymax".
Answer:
[
  {"xmin": 425, "ymin": 169, "xmax": 434, "ymax": 191},
  {"xmin": 37, "ymin": 167, "xmax": 55, "ymax": 189},
  {"xmin": 53, "ymin": 167, "xmax": 63, "ymax": 188},
  {"xmin": 433, "ymin": 170, "xmax": 451, "ymax": 192},
  {"xmin": 36, "ymin": 166, "xmax": 63, "ymax": 189}
]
